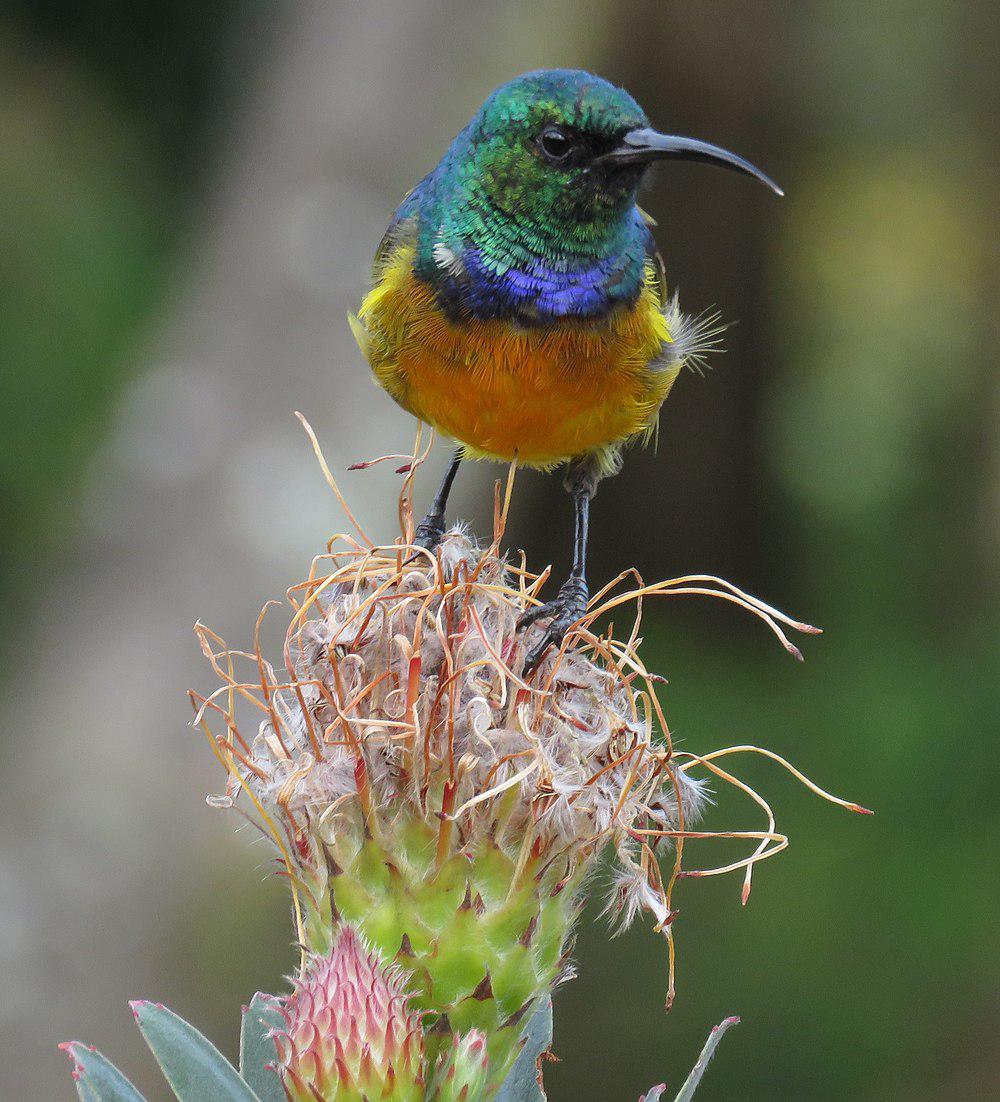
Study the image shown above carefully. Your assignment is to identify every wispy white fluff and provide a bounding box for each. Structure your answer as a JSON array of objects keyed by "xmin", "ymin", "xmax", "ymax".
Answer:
[{"xmin": 241, "ymin": 531, "xmax": 708, "ymax": 929}]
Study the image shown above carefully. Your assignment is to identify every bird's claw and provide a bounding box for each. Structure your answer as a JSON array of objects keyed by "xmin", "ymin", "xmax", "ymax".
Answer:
[
  {"xmin": 405, "ymin": 514, "xmax": 445, "ymax": 565},
  {"xmin": 518, "ymin": 575, "xmax": 589, "ymax": 675}
]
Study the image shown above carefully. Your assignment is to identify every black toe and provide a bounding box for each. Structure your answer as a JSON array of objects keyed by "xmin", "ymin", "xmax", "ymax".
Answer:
[
  {"xmin": 405, "ymin": 514, "xmax": 446, "ymax": 563},
  {"xmin": 519, "ymin": 575, "xmax": 589, "ymax": 675}
]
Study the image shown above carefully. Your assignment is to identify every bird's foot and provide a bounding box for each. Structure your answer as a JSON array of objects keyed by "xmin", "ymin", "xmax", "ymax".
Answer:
[
  {"xmin": 405, "ymin": 513, "xmax": 446, "ymax": 564},
  {"xmin": 518, "ymin": 574, "xmax": 590, "ymax": 675}
]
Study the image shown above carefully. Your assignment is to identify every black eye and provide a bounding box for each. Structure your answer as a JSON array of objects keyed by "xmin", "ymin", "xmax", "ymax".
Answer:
[{"xmin": 540, "ymin": 126, "xmax": 574, "ymax": 163}]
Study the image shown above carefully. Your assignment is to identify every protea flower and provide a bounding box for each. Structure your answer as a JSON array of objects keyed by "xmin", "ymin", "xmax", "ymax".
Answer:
[
  {"xmin": 61, "ymin": 439, "xmax": 866, "ymax": 1102},
  {"xmin": 275, "ymin": 925, "xmax": 424, "ymax": 1101},
  {"xmin": 180, "ymin": 428, "xmax": 867, "ymax": 1100},
  {"xmin": 195, "ymin": 525, "xmax": 713, "ymax": 1093},
  {"xmin": 428, "ymin": 1028, "xmax": 490, "ymax": 1102}
]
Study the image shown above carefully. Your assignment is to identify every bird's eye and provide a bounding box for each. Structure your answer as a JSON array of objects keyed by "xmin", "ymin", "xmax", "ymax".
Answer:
[{"xmin": 540, "ymin": 126, "xmax": 574, "ymax": 163}]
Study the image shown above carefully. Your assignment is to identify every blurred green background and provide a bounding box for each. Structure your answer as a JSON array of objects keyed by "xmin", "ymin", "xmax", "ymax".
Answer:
[{"xmin": 2, "ymin": 2, "xmax": 997, "ymax": 1099}]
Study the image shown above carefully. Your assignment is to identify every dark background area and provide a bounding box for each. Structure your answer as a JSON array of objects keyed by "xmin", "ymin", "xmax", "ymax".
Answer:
[{"xmin": 1, "ymin": 2, "xmax": 997, "ymax": 1099}]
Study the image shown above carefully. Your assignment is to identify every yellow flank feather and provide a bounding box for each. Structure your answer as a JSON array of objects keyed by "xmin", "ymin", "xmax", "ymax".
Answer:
[{"xmin": 351, "ymin": 244, "xmax": 680, "ymax": 470}]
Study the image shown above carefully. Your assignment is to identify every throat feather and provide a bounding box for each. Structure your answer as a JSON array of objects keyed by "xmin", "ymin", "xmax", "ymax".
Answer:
[{"xmin": 427, "ymin": 241, "xmax": 645, "ymax": 322}]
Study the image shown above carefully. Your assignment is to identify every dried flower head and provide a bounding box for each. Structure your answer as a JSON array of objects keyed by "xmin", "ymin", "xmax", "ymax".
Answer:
[{"xmin": 192, "ymin": 423, "xmax": 868, "ymax": 1096}]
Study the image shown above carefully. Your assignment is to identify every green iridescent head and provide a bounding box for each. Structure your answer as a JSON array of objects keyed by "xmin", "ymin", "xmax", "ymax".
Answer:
[
  {"xmin": 448, "ymin": 69, "xmax": 782, "ymax": 256},
  {"xmin": 465, "ymin": 70, "xmax": 650, "ymax": 239}
]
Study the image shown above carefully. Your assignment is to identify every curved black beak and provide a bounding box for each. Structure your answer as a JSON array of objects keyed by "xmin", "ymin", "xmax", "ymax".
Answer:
[{"xmin": 599, "ymin": 127, "xmax": 783, "ymax": 197}]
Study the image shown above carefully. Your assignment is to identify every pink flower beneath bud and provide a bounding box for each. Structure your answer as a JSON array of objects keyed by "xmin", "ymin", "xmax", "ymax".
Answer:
[{"xmin": 275, "ymin": 925, "xmax": 424, "ymax": 1101}]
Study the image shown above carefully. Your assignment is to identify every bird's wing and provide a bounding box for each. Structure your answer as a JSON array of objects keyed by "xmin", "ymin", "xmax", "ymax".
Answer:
[
  {"xmin": 644, "ymin": 227, "xmax": 726, "ymax": 376},
  {"xmin": 645, "ymin": 233, "xmax": 669, "ymax": 310},
  {"xmin": 371, "ymin": 178, "xmax": 427, "ymax": 278}
]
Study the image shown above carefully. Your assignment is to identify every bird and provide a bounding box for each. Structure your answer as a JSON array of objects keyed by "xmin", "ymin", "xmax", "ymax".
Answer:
[{"xmin": 350, "ymin": 69, "xmax": 781, "ymax": 673}]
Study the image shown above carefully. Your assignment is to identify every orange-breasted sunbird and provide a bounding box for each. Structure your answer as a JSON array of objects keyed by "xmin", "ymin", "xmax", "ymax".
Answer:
[{"xmin": 352, "ymin": 69, "xmax": 781, "ymax": 671}]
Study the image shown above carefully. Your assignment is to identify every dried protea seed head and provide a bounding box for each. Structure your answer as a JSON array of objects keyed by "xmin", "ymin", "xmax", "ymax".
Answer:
[
  {"xmin": 244, "ymin": 528, "xmax": 709, "ymax": 894},
  {"xmin": 188, "ymin": 430, "xmax": 864, "ymax": 1101},
  {"xmin": 198, "ymin": 530, "xmax": 712, "ymax": 1089},
  {"xmin": 195, "ymin": 445, "xmax": 843, "ymax": 1086},
  {"xmin": 275, "ymin": 925, "xmax": 424, "ymax": 1102}
]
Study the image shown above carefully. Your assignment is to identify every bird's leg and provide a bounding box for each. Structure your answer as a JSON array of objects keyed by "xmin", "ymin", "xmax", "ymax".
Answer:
[
  {"xmin": 519, "ymin": 471, "xmax": 593, "ymax": 674},
  {"xmin": 411, "ymin": 448, "xmax": 462, "ymax": 554}
]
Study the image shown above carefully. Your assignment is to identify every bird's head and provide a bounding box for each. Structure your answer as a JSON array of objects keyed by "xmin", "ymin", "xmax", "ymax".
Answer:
[{"xmin": 457, "ymin": 69, "xmax": 781, "ymax": 250}]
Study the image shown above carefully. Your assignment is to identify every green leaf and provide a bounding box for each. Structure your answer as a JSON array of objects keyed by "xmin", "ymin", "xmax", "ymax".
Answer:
[
  {"xmin": 239, "ymin": 993, "xmax": 285, "ymax": 1102},
  {"xmin": 60, "ymin": 1041, "xmax": 148, "ymax": 1102},
  {"xmin": 671, "ymin": 1016, "xmax": 740, "ymax": 1102},
  {"xmin": 639, "ymin": 1088, "xmax": 666, "ymax": 1102},
  {"xmin": 495, "ymin": 996, "xmax": 553, "ymax": 1102},
  {"xmin": 130, "ymin": 1001, "xmax": 260, "ymax": 1102}
]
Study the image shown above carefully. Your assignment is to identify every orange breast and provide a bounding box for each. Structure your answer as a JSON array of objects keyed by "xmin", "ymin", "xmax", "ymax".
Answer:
[{"xmin": 351, "ymin": 244, "xmax": 679, "ymax": 468}]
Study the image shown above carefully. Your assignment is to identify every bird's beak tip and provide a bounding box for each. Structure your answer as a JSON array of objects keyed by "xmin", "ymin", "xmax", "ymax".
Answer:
[{"xmin": 618, "ymin": 127, "xmax": 783, "ymax": 199}]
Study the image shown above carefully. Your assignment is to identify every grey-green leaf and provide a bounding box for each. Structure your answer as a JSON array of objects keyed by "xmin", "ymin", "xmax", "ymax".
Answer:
[
  {"xmin": 671, "ymin": 1016, "xmax": 740, "ymax": 1102},
  {"xmin": 60, "ymin": 1041, "xmax": 148, "ymax": 1102},
  {"xmin": 495, "ymin": 996, "xmax": 553, "ymax": 1102},
  {"xmin": 131, "ymin": 1001, "xmax": 260, "ymax": 1102},
  {"xmin": 239, "ymin": 992, "xmax": 285, "ymax": 1102}
]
